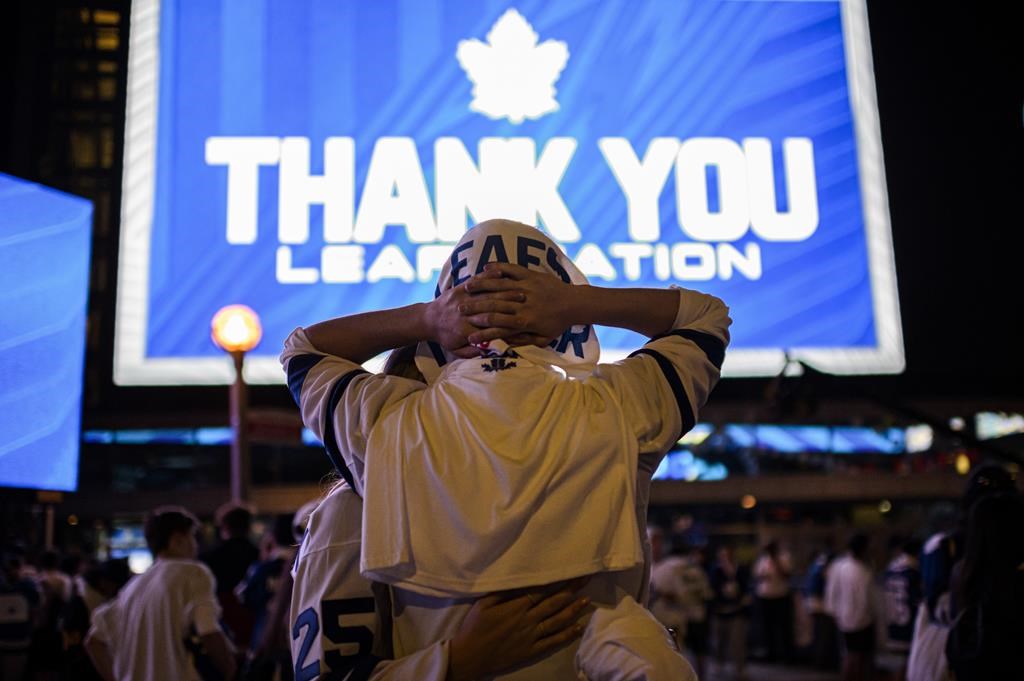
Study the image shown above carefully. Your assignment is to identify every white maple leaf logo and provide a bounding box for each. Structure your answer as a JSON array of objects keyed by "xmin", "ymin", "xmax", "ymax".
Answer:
[{"xmin": 456, "ymin": 9, "xmax": 569, "ymax": 124}]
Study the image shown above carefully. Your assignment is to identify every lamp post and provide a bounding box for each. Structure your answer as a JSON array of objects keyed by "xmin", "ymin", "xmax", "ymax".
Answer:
[{"xmin": 211, "ymin": 304, "xmax": 262, "ymax": 503}]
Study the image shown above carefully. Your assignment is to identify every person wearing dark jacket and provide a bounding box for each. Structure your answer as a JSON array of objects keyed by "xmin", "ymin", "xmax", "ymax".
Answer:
[
  {"xmin": 200, "ymin": 502, "xmax": 259, "ymax": 650},
  {"xmin": 946, "ymin": 492, "xmax": 1024, "ymax": 681},
  {"xmin": 710, "ymin": 544, "xmax": 751, "ymax": 680}
]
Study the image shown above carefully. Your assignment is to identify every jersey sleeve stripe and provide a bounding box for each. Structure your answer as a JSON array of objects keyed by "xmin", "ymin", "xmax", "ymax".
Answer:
[
  {"xmin": 649, "ymin": 329, "xmax": 726, "ymax": 369},
  {"xmin": 322, "ymin": 369, "xmax": 369, "ymax": 492},
  {"xmin": 628, "ymin": 348, "xmax": 697, "ymax": 439},
  {"xmin": 286, "ymin": 353, "xmax": 326, "ymax": 407},
  {"xmin": 426, "ymin": 340, "xmax": 448, "ymax": 367}
]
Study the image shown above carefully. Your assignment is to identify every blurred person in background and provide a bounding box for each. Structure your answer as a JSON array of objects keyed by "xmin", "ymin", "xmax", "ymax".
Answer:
[
  {"xmin": 647, "ymin": 524, "xmax": 666, "ymax": 565},
  {"xmin": 881, "ymin": 538, "xmax": 921, "ymax": 681},
  {"xmin": 648, "ymin": 544, "xmax": 687, "ymax": 652},
  {"xmin": 650, "ymin": 542, "xmax": 713, "ymax": 678},
  {"xmin": 710, "ymin": 543, "xmax": 751, "ymax": 681},
  {"xmin": 30, "ymin": 550, "xmax": 70, "ymax": 680},
  {"xmin": 85, "ymin": 506, "xmax": 236, "ymax": 681},
  {"xmin": 237, "ymin": 513, "xmax": 296, "ymax": 681},
  {"xmin": 945, "ymin": 492, "xmax": 1024, "ymax": 681},
  {"xmin": 804, "ymin": 544, "xmax": 839, "ymax": 671},
  {"xmin": 753, "ymin": 540, "xmax": 794, "ymax": 663},
  {"xmin": 1, "ymin": 553, "xmax": 41, "ymax": 681},
  {"xmin": 201, "ymin": 502, "xmax": 259, "ymax": 652},
  {"xmin": 35, "ymin": 551, "xmax": 72, "ymax": 604},
  {"xmin": 244, "ymin": 500, "xmax": 318, "ymax": 681},
  {"xmin": 907, "ymin": 463, "xmax": 1017, "ymax": 681},
  {"xmin": 825, "ymin": 533, "xmax": 877, "ymax": 681},
  {"xmin": 58, "ymin": 558, "xmax": 131, "ymax": 681}
]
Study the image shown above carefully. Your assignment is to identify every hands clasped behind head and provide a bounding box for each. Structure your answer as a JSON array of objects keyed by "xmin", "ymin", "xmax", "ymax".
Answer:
[{"xmin": 458, "ymin": 262, "xmax": 570, "ymax": 349}]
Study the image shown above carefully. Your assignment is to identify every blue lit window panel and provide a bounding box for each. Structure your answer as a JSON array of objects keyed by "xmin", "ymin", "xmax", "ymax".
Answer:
[
  {"xmin": 0, "ymin": 174, "xmax": 92, "ymax": 492},
  {"xmin": 83, "ymin": 430, "xmax": 116, "ymax": 444},
  {"xmin": 756, "ymin": 425, "xmax": 831, "ymax": 453},
  {"xmin": 652, "ymin": 450, "xmax": 728, "ymax": 482},
  {"xmin": 115, "ymin": 0, "xmax": 902, "ymax": 385},
  {"xmin": 725, "ymin": 424, "xmax": 758, "ymax": 448},
  {"xmin": 112, "ymin": 428, "xmax": 198, "ymax": 445},
  {"xmin": 653, "ymin": 457, "xmax": 671, "ymax": 480},
  {"xmin": 831, "ymin": 426, "xmax": 904, "ymax": 454},
  {"xmin": 655, "ymin": 451, "xmax": 694, "ymax": 480},
  {"xmin": 195, "ymin": 427, "xmax": 234, "ymax": 445},
  {"xmin": 701, "ymin": 463, "xmax": 729, "ymax": 481}
]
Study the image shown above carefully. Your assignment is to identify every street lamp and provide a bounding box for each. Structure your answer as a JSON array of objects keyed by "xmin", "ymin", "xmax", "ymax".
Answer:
[{"xmin": 211, "ymin": 304, "xmax": 262, "ymax": 502}]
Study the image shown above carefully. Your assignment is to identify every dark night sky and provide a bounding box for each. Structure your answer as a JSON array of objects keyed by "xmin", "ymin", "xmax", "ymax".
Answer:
[
  {"xmin": 2, "ymin": 1, "xmax": 1021, "ymax": 421},
  {"xmin": 862, "ymin": 2, "xmax": 1022, "ymax": 393}
]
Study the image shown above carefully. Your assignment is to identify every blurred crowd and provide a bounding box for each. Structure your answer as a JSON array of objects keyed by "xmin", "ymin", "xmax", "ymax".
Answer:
[
  {"xmin": 0, "ymin": 501, "xmax": 313, "ymax": 681},
  {"xmin": 2, "ymin": 462, "xmax": 1020, "ymax": 681},
  {"xmin": 645, "ymin": 463, "xmax": 1023, "ymax": 681}
]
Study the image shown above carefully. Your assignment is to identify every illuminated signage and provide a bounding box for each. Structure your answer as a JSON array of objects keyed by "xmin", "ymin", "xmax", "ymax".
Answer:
[
  {"xmin": 0, "ymin": 174, "xmax": 92, "ymax": 491},
  {"xmin": 116, "ymin": 0, "xmax": 902, "ymax": 384}
]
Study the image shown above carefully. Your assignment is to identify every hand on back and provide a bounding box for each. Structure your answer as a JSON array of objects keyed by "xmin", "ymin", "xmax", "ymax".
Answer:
[{"xmin": 447, "ymin": 576, "xmax": 591, "ymax": 681}]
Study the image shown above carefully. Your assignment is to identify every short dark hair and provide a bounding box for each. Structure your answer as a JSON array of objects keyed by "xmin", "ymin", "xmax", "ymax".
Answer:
[
  {"xmin": 272, "ymin": 513, "xmax": 296, "ymax": 547},
  {"xmin": 848, "ymin": 533, "xmax": 869, "ymax": 558},
  {"xmin": 40, "ymin": 550, "xmax": 59, "ymax": 570},
  {"xmin": 144, "ymin": 507, "xmax": 197, "ymax": 555},
  {"xmin": 216, "ymin": 503, "xmax": 253, "ymax": 537},
  {"xmin": 963, "ymin": 464, "xmax": 1016, "ymax": 511}
]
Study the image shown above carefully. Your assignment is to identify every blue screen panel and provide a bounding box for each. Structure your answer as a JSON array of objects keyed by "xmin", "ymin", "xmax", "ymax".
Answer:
[
  {"xmin": 0, "ymin": 174, "xmax": 92, "ymax": 491},
  {"xmin": 116, "ymin": 0, "xmax": 902, "ymax": 384}
]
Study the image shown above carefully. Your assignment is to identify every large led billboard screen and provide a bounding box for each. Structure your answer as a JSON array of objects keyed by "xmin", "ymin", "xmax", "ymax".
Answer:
[
  {"xmin": 1, "ymin": 175, "xmax": 92, "ymax": 491},
  {"xmin": 115, "ymin": 0, "xmax": 902, "ymax": 384}
]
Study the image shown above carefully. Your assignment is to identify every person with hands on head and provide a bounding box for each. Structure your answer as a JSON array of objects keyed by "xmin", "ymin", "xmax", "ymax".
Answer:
[{"xmin": 282, "ymin": 218, "xmax": 729, "ymax": 679}]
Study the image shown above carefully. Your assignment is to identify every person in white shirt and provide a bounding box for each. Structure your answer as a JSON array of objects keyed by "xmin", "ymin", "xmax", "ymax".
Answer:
[
  {"xmin": 283, "ymin": 219, "xmax": 729, "ymax": 679},
  {"xmin": 36, "ymin": 551, "xmax": 73, "ymax": 604},
  {"xmin": 825, "ymin": 533, "xmax": 876, "ymax": 681},
  {"xmin": 649, "ymin": 544, "xmax": 714, "ymax": 679},
  {"xmin": 85, "ymin": 507, "xmax": 237, "ymax": 681}
]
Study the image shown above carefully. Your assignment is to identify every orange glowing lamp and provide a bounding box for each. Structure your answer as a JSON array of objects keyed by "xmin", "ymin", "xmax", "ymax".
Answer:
[{"xmin": 211, "ymin": 304, "xmax": 263, "ymax": 354}]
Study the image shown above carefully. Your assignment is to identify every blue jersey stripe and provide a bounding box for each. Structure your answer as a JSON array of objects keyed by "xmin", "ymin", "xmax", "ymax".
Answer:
[
  {"xmin": 322, "ymin": 369, "xmax": 369, "ymax": 491},
  {"xmin": 426, "ymin": 340, "xmax": 448, "ymax": 367},
  {"xmin": 650, "ymin": 329, "xmax": 726, "ymax": 370},
  {"xmin": 629, "ymin": 348, "xmax": 696, "ymax": 439},
  {"xmin": 286, "ymin": 353, "xmax": 326, "ymax": 407}
]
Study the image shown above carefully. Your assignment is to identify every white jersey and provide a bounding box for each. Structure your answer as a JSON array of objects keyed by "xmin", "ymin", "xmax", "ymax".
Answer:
[
  {"xmin": 292, "ymin": 482, "xmax": 695, "ymax": 681},
  {"xmin": 284, "ymin": 287, "xmax": 727, "ymax": 679},
  {"xmin": 290, "ymin": 482, "xmax": 451, "ymax": 680},
  {"xmin": 282, "ymin": 287, "xmax": 729, "ymax": 598},
  {"xmin": 88, "ymin": 559, "xmax": 221, "ymax": 681}
]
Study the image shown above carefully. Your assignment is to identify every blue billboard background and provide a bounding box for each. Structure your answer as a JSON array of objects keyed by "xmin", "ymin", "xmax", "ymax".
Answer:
[
  {"xmin": 0, "ymin": 174, "xmax": 92, "ymax": 491},
  {"xmin": 120, "ymin": 0, "xmax": 898, "ymax": 381}
]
